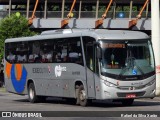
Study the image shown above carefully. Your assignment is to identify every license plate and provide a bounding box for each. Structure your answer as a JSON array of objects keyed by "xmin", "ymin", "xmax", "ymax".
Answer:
[{"xmin": 126, "ymin": 94, "xmax": 136, "ymax": 98}]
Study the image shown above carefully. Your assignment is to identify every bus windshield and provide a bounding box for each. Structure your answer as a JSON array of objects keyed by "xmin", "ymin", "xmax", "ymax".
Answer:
[{"xmin": 100, "ymin": 39, "xmax": 155, "ymax": 80}]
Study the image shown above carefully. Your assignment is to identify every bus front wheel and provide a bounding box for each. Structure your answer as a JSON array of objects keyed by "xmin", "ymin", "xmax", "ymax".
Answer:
[
  {"xmin": 77, "ymin": 85, "xmax": 90, "ymax": 106},
  {"xmin": 28, "ymin": 83, "xmax": 38, "ymax": 103}
]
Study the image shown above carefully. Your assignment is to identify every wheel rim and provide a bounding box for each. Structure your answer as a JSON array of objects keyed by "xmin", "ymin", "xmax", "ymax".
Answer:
[
  {"xmin": 29, "ymin": 88, "xmax": 34, "ymax": 100},
  {"xmin": 80, "ymin": 90, "xmax": 86, "ymax": 101}
]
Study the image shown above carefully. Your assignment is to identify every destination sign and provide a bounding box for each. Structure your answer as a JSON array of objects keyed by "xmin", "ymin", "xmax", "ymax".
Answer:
[{"xmin": 102, "ymin": 43, "xmax": 125, "ymax": 48}]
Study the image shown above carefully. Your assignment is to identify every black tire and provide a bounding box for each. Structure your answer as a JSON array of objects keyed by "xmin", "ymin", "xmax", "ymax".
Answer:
[
  {"xmin": 121, "ymin": 99, "xmax": 134, "ymax": 106},
  {"xmin": 77, "ymin": 85, "xmax": 90, "ymax": 107},
  {"xmin": 28, "ymin": 83, "xmax": 38, "ymax": 103}
]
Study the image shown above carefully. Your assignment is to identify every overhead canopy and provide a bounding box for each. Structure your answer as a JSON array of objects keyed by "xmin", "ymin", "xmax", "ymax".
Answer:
[{"xmin": 0, "ymin": 0, "xmax": 148, "ymax": 5}]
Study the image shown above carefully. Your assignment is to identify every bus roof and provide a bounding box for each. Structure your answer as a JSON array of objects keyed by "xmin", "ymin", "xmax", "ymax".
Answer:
[{"xmin": 5, "ymin": 29, "xmax": 150, "ymax": 43}]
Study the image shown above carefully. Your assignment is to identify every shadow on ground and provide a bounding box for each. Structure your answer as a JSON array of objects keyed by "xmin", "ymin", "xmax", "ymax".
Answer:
[{"xmin": 13, "ymin": 96, "xmax": 160, "ymax": 108}]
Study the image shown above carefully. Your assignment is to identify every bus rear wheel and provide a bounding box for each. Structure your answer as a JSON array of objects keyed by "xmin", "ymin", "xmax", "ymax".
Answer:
[
  {"xmin": 28, "ymin": 83, "xmax": 38, "ymax": 103},
  {"xmin": 121, "ymin": 99, "xmax": 134, "ymax": 106},
  {"xmin": 77, "ymin": 85, "xmax": 90, "ymax": 107}
]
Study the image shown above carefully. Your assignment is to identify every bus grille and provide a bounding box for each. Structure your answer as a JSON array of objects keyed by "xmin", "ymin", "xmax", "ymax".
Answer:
[
  {"xmin": 117, "ymin": 92, "xmax": 145, "ymax": 97},
  {"xmin": 117, "ymin": 85, "xmax": 146, "ymax": 90}
]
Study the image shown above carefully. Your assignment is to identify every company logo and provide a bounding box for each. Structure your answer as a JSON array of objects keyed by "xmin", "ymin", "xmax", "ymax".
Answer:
[
  {"xmin": 55, "ymin": 65, "xmax": 66, "ymax": 77},
  {"xmin": 2, "ymin": 112, "xmax": 11, "ymax": 117},
  {"xmin": 129, "ymin": 86, "xmax": 135, "ymax": 90},
  {"xmin": 6, "ymin": 62, "xmax": 27, "ymax": 93},
  {"xmin": 131, "ymin": 82, "xmax": 143, "ymax": 86}
]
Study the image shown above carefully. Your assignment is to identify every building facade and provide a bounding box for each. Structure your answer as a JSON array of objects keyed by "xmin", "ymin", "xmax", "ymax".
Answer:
[{"xmin": 0, "ymin": 0, "xmax": 151, "ymax": 30}]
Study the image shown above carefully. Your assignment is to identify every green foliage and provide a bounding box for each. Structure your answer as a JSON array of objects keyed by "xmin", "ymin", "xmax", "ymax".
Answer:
[
  {"xmin": 123, "ymin": 6, "xmax": 130, "ymax": 11},
  {"xmin": 0, "ymin": 13, "xmax": 37, "ymax": 61},
  {"xmin": 99, "ymin": 6, "xmax": 106, "ymax": 12},
  {"xmin": 132, "ymin": 6, "xmax": 138, "ymax": 11}
]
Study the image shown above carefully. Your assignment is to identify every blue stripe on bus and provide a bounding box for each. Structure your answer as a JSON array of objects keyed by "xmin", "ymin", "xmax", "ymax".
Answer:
[{"xmin": 11, "ymin": 64, "xmax": 27, "ymax": 93}]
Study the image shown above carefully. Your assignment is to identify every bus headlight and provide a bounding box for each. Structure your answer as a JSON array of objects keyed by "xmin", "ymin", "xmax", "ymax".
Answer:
[
  {"xmin": 146, "ymin": 79, "xmax": 155, "ymax": 86},
  {"xmin": 103, "ymin": 80, "xmax": 116, "ymax": 87}
]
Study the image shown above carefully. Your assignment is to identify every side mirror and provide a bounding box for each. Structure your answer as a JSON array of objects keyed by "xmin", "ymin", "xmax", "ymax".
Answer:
[{"xmin": 97, "ymin": 47, "xmax": 102, "ymax": 59}]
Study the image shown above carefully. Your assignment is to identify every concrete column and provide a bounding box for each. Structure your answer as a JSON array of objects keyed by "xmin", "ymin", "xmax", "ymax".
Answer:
[
  {"xmin": 112, "ymin": 1, "xmax": 116, "ymax": 19},
  {"xmin": 44, "ymin": 0, "xmax": 47, "ymax": 19},
  {"xmin": 151, "ymin": 0, "xmax": 160, "ymax": 95},
  {"xmin": 78, "ymin": 1, "xmax": 82, "ymax": 19},
  {"xmin": 146, "ymin": 2, "xmax": 149, "ymax": 18},
  {"xmin": 61, "ymin": 0, "xmax": 65, "ymax": 19},
  {"xmin": 129, "ymin": 0, "xmax": 133, "ymax": 19},
  {"xmin": 26, "ymin": 0, "xmax": 30, "ymax": 18},
  {"xmin": 9, "ymin": 0, "xmax": 11, "ymax": 17},
  {"xmin": 95, "ymin": 0, "xmax": 99, "ymax": 19}
]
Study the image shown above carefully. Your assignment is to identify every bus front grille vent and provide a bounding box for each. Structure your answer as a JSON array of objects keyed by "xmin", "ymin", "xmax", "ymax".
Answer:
[{"xmin": 117, "ymin": 85, "xmax": 146, "ymax": 90}]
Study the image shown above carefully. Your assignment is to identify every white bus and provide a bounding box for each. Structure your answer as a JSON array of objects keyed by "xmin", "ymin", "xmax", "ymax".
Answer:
[{"xmin": 4, "ymin": 29, "xmax": 155, "ymax": 106}]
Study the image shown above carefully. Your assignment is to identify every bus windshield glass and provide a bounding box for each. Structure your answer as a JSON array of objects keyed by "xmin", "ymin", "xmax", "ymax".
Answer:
[{"xmin": 100, "ymin": 39, "xmax": 155, "ymax": 79}]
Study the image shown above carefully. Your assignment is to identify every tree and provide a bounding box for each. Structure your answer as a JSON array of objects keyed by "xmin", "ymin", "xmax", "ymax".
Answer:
[{"xmin": 0, "ymin": 13, "xmax": 37, "ymax": 61}]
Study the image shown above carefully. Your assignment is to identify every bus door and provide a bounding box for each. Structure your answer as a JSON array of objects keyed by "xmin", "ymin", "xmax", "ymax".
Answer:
[{"xmin": 85, "ymin": 44, "xmax": 96, "ymax": 98}]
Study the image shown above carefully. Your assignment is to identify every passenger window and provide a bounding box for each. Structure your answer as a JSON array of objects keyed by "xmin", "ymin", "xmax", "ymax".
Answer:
[
  {"xmin": 5, "ymin": 43, "xmax": 16, "ymax": 63},
  {"xmin": 83, "ymin": 36, "xmax": 97, "ymax": 72},
  {"xmin": 68, "ymin": 38, "xmax": 83, "ymax": 65},
  {"xmin": 5, "ymin": 37, "xmax": 83, "ymax": 65},
  {"xmin": 16, "ymin": 42, "xmax": 28, "ymax": 63},
  {"xmin": 54, "ymin": 40, "xmax": 62, "ymax": 62},
  {"xmin": 28, "ymin": 41, "xmax": 41, "ymax": 63},
  {"xmin": 40, "ymin": 40, "xmax": 53, "ymax": 63},
  {"xmin": 53, "ymin": 37, "xmax": 83, "ymax": 65}
]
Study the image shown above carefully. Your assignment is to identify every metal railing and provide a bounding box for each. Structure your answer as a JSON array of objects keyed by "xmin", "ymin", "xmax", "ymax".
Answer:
[{"xmin": 0, "ymin": 10, "xmax": 151, "ymax": 19}]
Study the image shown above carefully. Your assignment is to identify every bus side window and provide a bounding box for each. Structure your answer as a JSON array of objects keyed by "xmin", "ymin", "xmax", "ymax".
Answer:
[
  {"xmin": 16, "ymin": 42, "xmax": 28, "ymax": 63},
  {"xmin": 55, "ymin": 45, "xmax": 62, "ymax": 62},
  {"xmin": 40, "ymin": 41, "xmax": 53, "ymax": 63},
  {"xmin": 7, "ymin": 51, "xmax": 16, "ymax": 63},
  {"xmin": 83, "ymin": 36, "xmax": 96, "ymax": 72},
  {"xmin": 68, "ymin": 37, "xmax": 83, "ymax": 65},
  {"xmin": 29, "ymin": 41, "xmax": 41, "ymax": 63},
  {"xmin": 61, "ymin": 46, "xmax": 67, "ymax": 62},
  {"xmin": 69, "ymin": 46, "xmax": 79, "ymax": 62},
  {"xmin": 87, "ymin": 45, "xmax": 94, "ymax": 70},
  {"xmin": 58, "ymin": 38, "xmax": 68, "ymax": 63},
  {"xmin": 5, "ymin": 43, "xmax": 16, "ymax": 63},
  {"xmin": 17, "ymin": 54, "xmax": 27, "ymax": 63}
]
